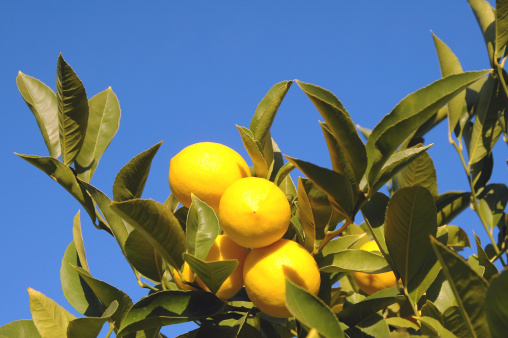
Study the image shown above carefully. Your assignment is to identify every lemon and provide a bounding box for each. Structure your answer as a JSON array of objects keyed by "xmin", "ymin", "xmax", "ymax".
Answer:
[
  {"xmin": 173, "ymin": 263, "xmax": 197, "ymax": 291},
  {"xmin": 243, "ymin": 239, "xmax": 321, "ymax": 318},
  {"xmin": 169, "ymin": 142, "xmax": 250, "ymax": 212},
  {"xmin": 219, "ymin": 177, "xmax": 291, "ymax": 248},
  {"xmin": 352, "ymin": 240, "xmax": 398, "ymax": 295}
]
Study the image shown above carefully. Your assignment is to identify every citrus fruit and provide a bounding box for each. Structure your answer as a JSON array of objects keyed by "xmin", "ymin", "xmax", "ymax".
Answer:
[
  {"xmin": 218, "ymin": 177, "xmax": 291, "ymax": 248},
  {"xmin": 352, "ymin": 240, "xmax": 398, "ymax": 295},
  {"xmin": 169, "ymin": 142, "xmax": 250, "ymax": 212},
  {"xmin": 243, "ymin": 239, "xmax": 321, "ymax": 318},
  {"xmin": 173, "ymin": 263, "xmax": 197, "ymax": 291}
]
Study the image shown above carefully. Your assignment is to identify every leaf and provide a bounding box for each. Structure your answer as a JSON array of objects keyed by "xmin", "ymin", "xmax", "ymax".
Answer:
[
  {"xmin": 237, "ymin": 126, "xmax": 269, "ymax": 178},
  {"xmin": 249, "ymin": 80, "xmax": 292, "ymax": 145},
  {"xmin": 72, "ymin": 211, "xmax": 89, "ymax": 271},
  {"xmin": 186, "ymin": 195, "xmax": 220, "ymax": 261},
  {"xmin": 468, "ymin": 0, "xmax": 496, "ymax": 65},
  {"xmin": 497, "ymin": 0, "xmax": 508, "ymax": 57},
  {"xmin": 298, "ymin": 177, "xmax": 318, "ymax": 252},
  {"xmin": 0, "ymin": 320, "xmax": 42, "ymax": 338},
  {"xmin": 320, "ymin": 234, "xmax": 365, "ymax": 257},
  {"xmin": 285, "ymin": 279, "xmax": 344, "ymax": 338},
  {"xmin": 442, "ymin": 225, "xmax": 471, "ymax": 248},
  {"xmin": 361, "ymin": 192, "xmax": 390, "ymax": 259},
  {"xmin": 369, "ymin": 144, "xmax": 432, "ymax": 195},
  {"xmin": 183, "ymin": 253, "xmax": 238, "ymax": 294},
  {"xmin": 16, "ymin": 154, "xmax": 98, "ymax": 227},
  {"xmin": 60, "ymin": 241, "xmax": 103, "ymax": 317},
  {"xmin": 110, "ymin": 199, "xmax": 187, "ymax": 269},
  {"xmin": 73, "ymin": 266, "xmax": 133, "ymax": 329},
  {"xmin": 344, "ymin": 313, "xmax": 390, "ymax": 338},
  {"xmin": 419, "ymin": 316, "xmax": 457, "ymax": 338},
  {"xmin": 436, "ymin": 191, "xmax": 472, "ymax": 226},
  {"xmin": 75, "ymin": 87, "xmax": 121, "ymax": 182},
  {"xmin": 432, "ymin": 32, "xmax": 467, "ymax": 135},
  {"xmin": 285, "ymin": 156, "xmax": 354, "ymax": 220},
  {"xmin": 392, "ymin": 151, "xmax": 438, "ymax": 200},
  {"xmin": 365, "ymin": 70, "xmax": 490, "ymax": 185},
  {"xmin": 477, "ymin": 184, "xmax": 508, "ymax": 229},
  {"xmin": 485, "ymin": 268, "xmax": 508, "ymax": 338},
  {"xmin": 125, "ymin": 229, "xmax": 162, "ymax": 282},
  {"xmin": 66, "ymin": 301, "xmax": 118, "ymax": 338},
  {"xmin": 474, "ymin": 233, "xmax": 498, "ymax": 281},
  {"xmin": 319, "ymin": 249, "xmax": 389, "ymax": 273},
  {"xmin": 296, "ymin": 80, "xmax": 367, "ymax": 184},
  {"xmin": 274, "ymin": 162, "xmax": 295, "ymax": 187},
  {"xmin": 385, "ymin": 186, "xmax": 438, "ymax": 286},
  {"xmin": 443, "ymin": 305, "xmax": 473, "ymax": 338},
  {"xmin": 117, "ymin": 291, "xmax": 226, "ymax": 337},
  {"xmin": 28, "ymin": 287, "xmax": 76, "ymax": 338},
  {"xmin": 16, "ymin": 71, "xmax": 60, "ymax": 158},
  {"xmin": 431, "ymin": 236, "xmax": 490, "ymax": 337},
  {"xmin": 113, "ymin": 141, "xmax": 163, "ymax": 202},
  {"xmin": 278, "ymin": 173, "xmax": 297, "ymax": 203},
  {"xmin": 356, "ymin": 125, "xmax": 372, "ymax": 141},
  {"xmin": 56, "ymin": 54, "xmax": 89, "ymax": 166}
]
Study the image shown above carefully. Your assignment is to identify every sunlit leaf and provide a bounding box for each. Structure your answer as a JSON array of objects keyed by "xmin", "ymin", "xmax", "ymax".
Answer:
[
  {"xmin": 274, "ymin": 162, "xmax": 295, "ymax": 187},
  {"xmin": 485, "ymin": 268, "xmax": 508, "ymax": 338},
  {"xmin": 16, "ymin": 71, "xmax": 60, "ymax": 158},
  {"xmin": 468, "ymin": 0, "xmax": 496, "ymax": 65},
  {"xmin": 320, "ymin": 234, "xmax": 365, "ymax": 257},
  {"xmin": 72, "ymin": 211, "xmax": 88, "ymax": 271},
  {"xmin": 28, "ymin": 288, "xmax": 75, "ymax": 338},
  {"xmin": 186, "ymin": 195, "xmax": 220, "ymax": 260},
  {"xmin": 183, "ymin": 253, "xmax": 238, "ymax": 294},
  {"xmin": 75, "ymin": 87, "xmax": 121, "ymax": 182},
  {"xmin": 319, "ymin": 249, "xmax": 389, "ymax": 273},
  {"xmin": 0, "ymin": 320, "xmax": 41, "ymax": 338},
  {"xmin": 298, "ymin": 177, "xmax": 318, "ymax": 252},
  {"xmin": 477, "ymin": 183, "xmax": 508, "ymax": 229},
  {"xmin": 442, "ymin": 225, "xmax": 471, "ymax": 248},
  {"xmin": 436, "ymin": 191, "xmax": 471, "ymax": 226},
  {"xmin": 392, "ymin": 151, "xmax": 438, "ymax": 199},
  {"xmin": 66, "ymin": 301, "xmax": 118, "ymax": 338},
  {"xmin": 237, "ymin": 126, "xmax": 269, "ymax": 178}
]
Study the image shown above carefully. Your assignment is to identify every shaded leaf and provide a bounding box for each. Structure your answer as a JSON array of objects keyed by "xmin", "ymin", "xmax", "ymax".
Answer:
[
  {"xmin": 419, "ymin": 316, "xmax": 456, "ymax": 338},
  {"xmin": 113, "ymin": 141, "xmax": 163, "ymax": 202},
  {"xmin": 392, "ymin": 151, "xmax": 438, "ymax": 199},
  {"xmin": 468, "ymin": 0, "xmax": 496, "ymax": 65},
  {"xmin": 125, "ymin": 229, "xmax": 162, "ymax": 282},
  {"xmin": 361, "ymin": 192, "xmax": 390, "ymax": 261},
  {"xmin": 56, "ymin": 54, "xmax": 89, "ymax": 166},
  {"xmin": 474, "ymin": 233, "xmax": 498, "ymax": 281},
  {"xmin": 497, "ymin": 0, "xmax": 508, "ymax": 58},
  {"xmin": 0, "ymin": 320, "xmax": 41, "ymax": 338},
  {"xmin": 345, "ymin": 313, "xmax": 390, "ymax": 338},
  {"xmin": 478, "ymin": 183, "xmax": 508, "ymax": 229},
  {"xmin": 66, "ymin": 301, "xmax": 118, "ymax": 338},
  {"xmin": 186, "ymin": 195, "xmax": 220, "ymax": 261},
  {"xmin": 72, "ymin": 211, "xmax": 89, "ymax": 272},
  {"xmin": 17, "ymin": 71, "xmax": 60, "ymax": 158},
  {"xmin": 485, "ymin": 268, "xmax": 508, "ymax": 338},
  {"xmin": 237, "ymin": 126, "xmax": 268, "ymax": 178},
  {"xmin": 319, "ymin": 249, "xmax": 389, "ymax": 273},
  {"xmin": 436, "ymin": 191, "xmax": 472, "ymax": 226},
  {"xmin": 298, "ymin": 177, "xmax": 319, "ymax": 252},
  {"xmin": 443, "ymin": 305, "xmax": 473, "ymax": 338},
  {"xmin": 183, "ymin": 253, "xmax": 238, "ymax": 294},
  {"xmin": 426, "ymin": 271, "xmax": 457, "ymax": 314},
  {"xmin": 442, "ymin": 225, "xmax": 471, "ymax": 248},
  {"xmin": 75, "ymin": 87, "xmax": 121, "ymax": 182}
]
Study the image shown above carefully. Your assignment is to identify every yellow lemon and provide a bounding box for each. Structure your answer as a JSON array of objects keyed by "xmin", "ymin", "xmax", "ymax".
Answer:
[
  {"xmin": 173, "ymin": 263, "xmax": 197, "ymax": 291},
  {"xmin": 219, "ymin": 177, "xmax": 291, "ymax": 248},
  {"xmin": 243, "ymin": 239, "xmax": 321, "ymax": 318},
  {"xmin": 352, "ymin": 241, "xmax": 398, "ymax": 295},
  {"xmin": 169, "ymin": 142, "xmax": 250, "ymax": 212}
]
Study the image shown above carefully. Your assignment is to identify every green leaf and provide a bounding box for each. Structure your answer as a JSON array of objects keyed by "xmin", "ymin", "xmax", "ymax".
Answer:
[
  {"xmin": 56, "ymin": 54, "xmax": 89, "ymax": 166},
  {"xmin": 474, "ymin": 233, "xmax": 499, "ymax": 281},
  {"xmin": 436, "ymin": 191, "xmax": 472, "ymax": 226},
  {"xmin": 296, "ymin": 80, "xmax": 367, "ymax": 185},
  {"xmin": 0, "ymin": 320, "xmax": 41, "ymax": 338},
  {"xmin": 365, "ymin": 70, "xmax": 490, "ymax": 185},
  {"xmin": 16, "ymin": 71, "xmax": 60, "ymax": 158},
  {"xmin": 110, "ymin": 199, "xmax": 187, "ymax": 269},
  {"xmin": 298, "ymin": 177, "xmax": 319, "ymax": 252},
  {"xmin": 72, "ymin": 211, "xmax": 89, "ymax": 272},
  {"xmin": 73, "ymin": 266, "xmax": 133, "ymax": 329},
  {"xmin": 485, "ymin": 268, "xmax": 508, "ymax": 338},
  {"xmin": 117, "ymin": 290, "xmax": 226, "ymax": 337},
  {"xmin": 320, "ymin": 234, "xmax": 365, "ymax": 257},
  {"xmin": 278, "ymin": 172, "xmax": 297, "ymax": 203},
  {"xmin": 285, "ymin": 279, "xmax": 344, "ymax": 338},
  {"xmin": 369, "ymin": 144, "xmax": 432, "ymax": 195},
  {"xmin": 478, "ymin": 184, "xmax": 508, "ymax": 229},
  {"xmin": 497, "ymin": 0, "xmax": 508, "ymax": 57},
  {"xmin": 344, "ymin": 313, "xmax": 390, "ymax": 338},
  {"xmin": 319, "ymin": 249, "xmax": 389, "ymax": 273},
  {"xmin": 66, "ymin": 301, "xmax": 118, "ymax": 338},
  {"xmin": 75, "ymin": 87, "xmax": 121, "ymax": 182},
  {"xmin": 125, "ymin": 229, "xmax": 162, "ymax": 282},
  {"xmin": 16, "ymin": 154, "xmax": 98, "ymax": 227},
  {"xmin": 426, "ymin": 272, "xmax": 457, "ymax": 314},
  {"xmin": 237, "ymin": 126, "xmax": 269, "ymax": 178},
  {"xmin": 385, "ymin": 186, "xmax": 438, "ymax": 286},
  {"xmin": 361, "ymin": 192, "xmax": 390, "ymax": 259},
  {"xmin": 468, "ymin": 0, "xmax": 496, "ymax": 65},
  {"xmin": 113, "ymin": 141, "xmax": 163, "ymax": 202},
  {"xmin": 442, "ymin": 225, "xmax": 471, "ymax": 248},
  {"xmin": 274, "ymin": 162, "xmax": 295, "ymax": 187},
  {"xmin": 249, "ymin": 80, "xmax": 292, "ymax": 144},
  {"xmin": 356, "ymin": 125, "xmax": 372, "ymax": 141},
  {"xmin": 183, "ymin": 252, "xmax": 238, "ymax": 294},
  {"xmin": 392, "ymin": 151, "xmax": 438, "ymax": 199},
  {"xmin": 61, "ymin": 241, "xmax": 103, "ymax": 317},
  {"xmin": 186, "ymin": 195, "xmax": 220, "ymax": 260},
  {"xmin": 285, "ymin": 156, "xmax": 354, "ymax": 220},
  {"xmin": 443, "ymin": 305, "xmax": 473, "ymax": 338},
  {"xmin": 431, "ymin": 236, "xmax": 490, "ymax": 338},
  {"xmin": 432, "ymin": 32, "xmax": 467, "ymax": 135},
  {"xmin": 419, "ymin": 316, "xmax": 457, "ymax": 338},
  {"xmin": 28, "ymin": 287, "xmax": 76, "ymax": 338}
]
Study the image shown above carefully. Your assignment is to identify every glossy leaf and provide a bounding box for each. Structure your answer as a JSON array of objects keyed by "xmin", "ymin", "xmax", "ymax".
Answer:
[
  {"xmin": 278, "ymin": 171, "xmax": 297, "ymax": 203},
  {"xmin": 16, "ymin": 154, "xmax": 98, "ymax": 227},
  {"xmin": 431, "ymin": 236, "xmax": 490, "ymax": 337},
  {"xmin": 474, "ymin": 233, "xmax": 498, "ymax": 281},
  {"xmin": 432, "ymin": 32, "xmax": 467, "ymax": 135},
  {"xmin": 183, "ymin": 253, "xmax": 238, "ymax": 294},
  {"xmin": 110, "ymin": 199, "xmax": 187, "ymax": 269},
  {"xmin": 468, "ymin": 0, "xmax": 496, "ymax": 64},
  {"xmin": 237, "ymin": 126, "xmax": 268, "ymax": 178},
  {"xmin": 345, "ymin": 313, "xmax": 390, "ymax": 338},
  {"xmin": 485, "ymin": 269, "xmax": 508, "ymax": 338},
  {"xmin": 61, "ymin": 241, "xmax": 103, "ymax": 317},
  {"xmin": 72, "ymin": 211, "xmax": 89, "ymax": 271},
  {"xmin": 478, "ymin": 183, "xmax": 508, "ymax": 229},
  {"xmin": 285, "ymin": 279, "xmax": 344, "ymax": 338},
  {"xmin": 436, "ymin": 191, "xmax": 471, "ymax": 226},
  {"xmin": 0, "ymin": 320, "xmax": 41, "ymax": 338},
  {"xmin": 420, "ymin": 316, "xmax": 457, "ymax": 338},
  {"xmin": 186, "ymin": 195, "xmax": 220, "ymax": 260},
  {"xmin": 392, "ymin": 151, "xmax": 438, "ymax": 199},
  {"xmin": 28, "ymin": 287, "xmax": 76, "ymax": 338},
  {"xmin": 125, "ymin": 229, "xmax": 162, "ymax": 282},
  {"xmin": 56, "ymin": 54, "xmax": 89, "ymax": 166},
  {"xmin": 366, "ymin": 70, "xmax": 489, "ymax": 185},
  {"xmin": 113, "ymin": 141, "xmax": 163, "ymax": 202},
  {"xmin": 426, "ymin": 272, "xmax": 457, "ymax": 314},
  {"xmin": 321, "ymin": 234, "xmax": 364, "ymax": 257},
  {"xmin": 319, "ymin": 249, "xmax": 389, "ymax": 273},
  {"xmin": 385, "ymin": 186, "xmax": 438, "ymax": 285},
  {"xmin": 274, "ymin": 162, "xmax": 295, "ymax": 188},
  {"xmin": 66, "ymin": 301, "xmax": 118, "ymax": 338},
  {"xmin": 75, "ymin": 87, "xmax": 120, "ymax": 182},
  {"xmin": 297, "ymin": 80, "xmax": 367, "ymax": 184},
  {"xmin": 298, "ymin": 177, "xmax": 319, "ymax": 252},
  {"xmin": 497, "ymin": 0, "xmax": 508, "ymax": 57},
  {"xmin": 117, "ymin": 290, "xmax": 226, "ymax": 337},
  {"xmin": 16, "ymin": 71, "xmax": 60, "ymax": 158}
]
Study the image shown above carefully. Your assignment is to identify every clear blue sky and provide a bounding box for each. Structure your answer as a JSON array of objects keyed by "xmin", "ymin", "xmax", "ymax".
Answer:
[{"xmin": 0, "ymin": 1, "xmax": 503, "ymax": 336}]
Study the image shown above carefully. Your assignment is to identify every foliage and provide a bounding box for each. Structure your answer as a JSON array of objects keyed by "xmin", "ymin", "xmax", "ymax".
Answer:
[{"xmin": 4, "ymin": 1, "xmax": 508, "ymax": 337}]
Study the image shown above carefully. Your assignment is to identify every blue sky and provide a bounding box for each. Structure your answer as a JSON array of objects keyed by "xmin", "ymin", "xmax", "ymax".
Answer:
[{"xmin": 0, "ymin": 1, "xmax": 503, "ymax": 336}]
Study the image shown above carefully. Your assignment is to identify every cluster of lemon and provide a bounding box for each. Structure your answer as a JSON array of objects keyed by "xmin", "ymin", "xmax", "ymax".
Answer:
[{"xmin": 168, "ymin": 142, "xmax": 321, "ymax": 318}]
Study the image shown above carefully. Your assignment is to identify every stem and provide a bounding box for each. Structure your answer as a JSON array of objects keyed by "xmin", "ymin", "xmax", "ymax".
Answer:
[
  {"xmin": 105, "ymin": 323, "xmax": 114, "ymax": 338},
  {"xmin": 313, "ymin": 219, "xmax": 352, "ymax": 255}
]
